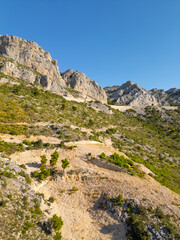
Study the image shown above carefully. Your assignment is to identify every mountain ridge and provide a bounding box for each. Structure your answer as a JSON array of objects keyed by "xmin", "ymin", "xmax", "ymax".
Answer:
[
  {"xmin": 105, "ymin": 81, "xmax": 180, "ymax": 106},
  {"xmin": 0, "ymin": 35, "xmax": 107, "ymax": 103},
  {"xmin": 0, "ymin": 34, "xmax": 179, "ymax": 239}
]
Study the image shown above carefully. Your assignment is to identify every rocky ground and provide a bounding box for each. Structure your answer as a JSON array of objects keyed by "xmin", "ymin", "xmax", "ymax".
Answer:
[{"xmin": 2, "ymin": 132, "xmax": 178, "ymax": 240}]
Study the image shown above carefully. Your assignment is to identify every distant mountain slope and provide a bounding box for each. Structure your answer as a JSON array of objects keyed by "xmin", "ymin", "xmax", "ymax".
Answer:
[
  {"xmin": 105, "ymin": 81, "xmax": 158, "ymax": 106},
  {"xmin": 105, "ymin": 81, "xmax": 180, "ymax": 106}
]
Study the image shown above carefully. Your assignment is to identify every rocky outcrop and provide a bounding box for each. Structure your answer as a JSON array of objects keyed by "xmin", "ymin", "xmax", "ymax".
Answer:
[
  {"xmin": 105, "ymin": 81, "xmax": 158, "ymax": 106},
  {"xmin": 0, "ymin": 61, "xmax": 36, "ymax": 83},
  {"xmin": 105, "ymin": 81, "xmax": 180, "ymax": 106},
  {"xmin": 150, "ymin": 88, "xmax": 180, "ymax": 105},
  {"xmin": 166, "ymin": 88, "xmax": 180, "ymax": 104},
  {"xmin": 0, "ymin": 35, "xmax": 108, "ymax": 102},
  {"xmin": 62, "ymin": 69, "xmax": 107, "ymax": 103},
  {"xmin": 88, "ymin": 101, "xmax": 112, "ymax": 114},
  {"xmin": 0, "ymin": 35, "xmax": 66, "ymax": 93}
]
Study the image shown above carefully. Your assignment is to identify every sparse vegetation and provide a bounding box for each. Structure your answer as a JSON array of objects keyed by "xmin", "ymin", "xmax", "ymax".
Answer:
[
  {"xmin": 61, "ymin": 158, "xmax": 70, "ymax": 172},
  {"xmin": 50, "ymin": 151, "xmax": 59, "ymax": 166},
  {"xmin": 0, "ymin": 72, "xmax": 179, "ymax": 239},
  {"xmin": 102, "ymin": 193, "xmax": 180, "ymax": 240}
]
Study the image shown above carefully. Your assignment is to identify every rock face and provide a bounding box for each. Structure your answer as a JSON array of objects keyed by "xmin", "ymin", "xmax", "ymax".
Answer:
[
  {"xmin": 105, "ymin": 81, "xmax": 158, "ymax": 106},
  {"xmin": 165, "ymin": 88, "xmax": 180, "ymax": 104},
  {"xmin": 0, "ymin": 35, "xmax": 108, "ymax": 102},
  {"xmin": 150, "ymin": 88, "xmax": 180, "ymax": 105},
  {"xmin": 62, "ymin": 69, "xmax": 107, "ymax": 103},
  {"xmin": 105, "ymin": 81, "xmax": 180, "ymax": 106},
  {"xmin": 0, "ymin": 35, "xmax": 66, "ymax": 93}
]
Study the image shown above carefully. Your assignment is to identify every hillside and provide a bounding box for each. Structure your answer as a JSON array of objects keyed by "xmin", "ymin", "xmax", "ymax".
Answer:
[{"xmin": 0, "ymin": 35, "xmax": 180, "ymax": 240}]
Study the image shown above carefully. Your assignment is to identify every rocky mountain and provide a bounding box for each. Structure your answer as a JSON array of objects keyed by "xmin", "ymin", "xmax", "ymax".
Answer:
[
  {"xmin": 150, "ymin": 88, "xmax": 180, "ymax": 105},
  {"xmin": 0, "ymin": 35, "xmax": 68, "ymax": 95},
  {"xmin": 62, "ymin": 69, "xmax": 107, "ymax": 103},
  {"xmin": 0, "ymin": 35, "xmax": 107, "ymax": 103},
  {"xmin": 105, "ymin": 81, "xmax": 180, "ymax": 106},
  {"xmin": 105, "ymin": 81, "xmax": 159, "ymax": 106},
  {"xmin": 0, "ymin": 35, "xmax": 180, "ymax": 239}
]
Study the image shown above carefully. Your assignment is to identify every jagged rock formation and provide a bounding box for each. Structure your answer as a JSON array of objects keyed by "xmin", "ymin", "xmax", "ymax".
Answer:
[
  {"xmin": 105, "ymin": 81, "xmax": 180, "ymax": 106},
  {"xmin": 150, "ymin": 88, "xmax": 169, "ymax": 105},
  {"xmin": 62, "ymin": 69, "xmax": 107, "ymax": 103},
  {"xmin": 0, "ymin": 35, "xmax": 179, "ymax": 107},
  {"xmin": 0, "ymin": 35, "xmax": 107, "ymax": 103},
  {"xmin": 105, "ymin": 81, "xmax": 158, "ymax": 106},
  {"xmin": 0, "ymin": 35, "xmax": 66, "ymax": 94},
  {"xmin": 150, "ymin": 88, "xmax": 180, "ymax": 105}
]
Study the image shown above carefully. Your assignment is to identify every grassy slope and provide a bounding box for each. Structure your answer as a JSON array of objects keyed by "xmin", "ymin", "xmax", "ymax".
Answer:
[{"xmin": 0, "ymin": 77, "xmax": 179, "ymax": 194}]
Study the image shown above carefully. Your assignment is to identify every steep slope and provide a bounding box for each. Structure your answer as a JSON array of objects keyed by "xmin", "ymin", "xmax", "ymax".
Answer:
[
  {"xmin": 0, "ymin": 154, "xmax": 57, "ymax": 240},
  {"xmin": 0, "ymin": 78, "xmax": 179, "ymax": 239},
  {"xmin": 0, "ymin": 35, "xmax": 180, "ymax": 240},
  {"xmin": 62, "ymin": 69, "xmax": 107, "ymax": 103}
]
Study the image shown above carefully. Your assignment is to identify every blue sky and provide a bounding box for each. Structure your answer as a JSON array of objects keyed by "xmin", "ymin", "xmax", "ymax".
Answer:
[{"xmin": 0, "ymin": 0, "xmax": 180, "ymax": 90}]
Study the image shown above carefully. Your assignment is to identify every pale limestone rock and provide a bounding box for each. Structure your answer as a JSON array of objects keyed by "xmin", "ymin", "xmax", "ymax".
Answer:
[
  {"xmin": 0, "ymin": 35, "xmax": 66, "ymax": 88},
  {"xmin": 0, "ymin": 61, "xmax": 36, "ymax": 83},
  {"xmin": 62, "ymin": 69, "xmax": 107, "ymax": 103},
  {"xmin": 105, "ymin": 81, "xmax": 159, "ymax": 106}
]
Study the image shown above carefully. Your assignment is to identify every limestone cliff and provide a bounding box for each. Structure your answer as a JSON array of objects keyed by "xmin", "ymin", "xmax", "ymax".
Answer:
[
  {"xmin": 0, "ymin": 35, "xmax": 66, "ymax": 94},
  {"xmin": 62, "ymin": 69, "xmax": 107, "ymax": 103}
]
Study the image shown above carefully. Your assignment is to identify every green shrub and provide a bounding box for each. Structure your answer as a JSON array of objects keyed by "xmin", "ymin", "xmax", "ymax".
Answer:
[
  {"xmin": 67, "ymin": 145, "xmax": 77, "ymax": 150},
  {"xmin": 100, "ymin": 152, "xmax": 106, "ymax": 159},
  {"xmin": 0, "ymin": 200, "xmax": 8, "ymax": 206},
  {"xmin": 127, "ymin": 213, "xmax": 151, "ymax": 240},
  {"xmin": 20, "ymin": 164, "xmax": 26, "ymax": 169},
  {"xmin": 48, "ymin": 197, "xmax": 55, "ymax": 203},
  {"xmin": 54, "ymin": 232, "xmax": 62, "ymax": 240},
  {"xmin": 51, "ymin": 214, "xmax": 63, "ymax": 231},
  {"xmin": 0, "ymin": 170, "xmax": 14, "ymax": 178},
  {"xmin": 18, "ymin": 171, "xmax": 31, "ymax": 184},
  {"xmin": 106, "ymin": 128, "xmax": 116, "ymax": 134},
  {"xmin": 72, "ymin": 106, "xmax": 77, "ymax": 111},
  {"xmin": 40, "ymin": 155, "xmax": 48, "ymax": 165},
  {"xmin": 89, "ymin": 119, "xmax": 94, "ymax": 126},
  {"xmin": 61, "ymin": 158, "xmax": 69, "ymax": 170},
  {"xmin": 50, "ymin": 151, "xmax": 59, "ymax": 166},
  {"xmin": 7, "ymin": 193, "xmax": 13, "ymax": 200},
  {"xmin": 59, "ymin": 141, "xmax": 65, "ymax": 148}
]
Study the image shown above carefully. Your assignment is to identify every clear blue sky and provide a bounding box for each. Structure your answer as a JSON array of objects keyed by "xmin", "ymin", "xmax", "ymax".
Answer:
[{"xmin": 0, "ymin": 0, "xmax": 180, "ymax": 90}]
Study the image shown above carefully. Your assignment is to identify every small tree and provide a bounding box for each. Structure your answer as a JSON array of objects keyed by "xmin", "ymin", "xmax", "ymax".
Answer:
[
  {"xmin": 51, "ymin": 214, "xmax": 63, "ymax": 231},
  {"xmin": 59, "ymin": 141, "xmax": 65, "ymax": 149},
  {"xmin": 48, "ymin": 214, "xmax": 63, "ymax": 240},
  {"xmin": 61, "ymin": 158, "xmax": 69, "ymax": 173},
  {"xmin": 40, "ymin": 155, "xmax": 48, "ymax": 165},
  {"xmin": 100, "ymin": 152, "xmax": 106, "ymax": 159},
  {"xmin": 89, "ymin": 119, "xmax": 94, "ymax": 126},
  {"xmin": 54, "ymin": 232, "xmax": 62, "ymax": 240},
  {"xmin": 50, "ymin": 151, "xmax": 59, "ymax": 166}
]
